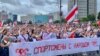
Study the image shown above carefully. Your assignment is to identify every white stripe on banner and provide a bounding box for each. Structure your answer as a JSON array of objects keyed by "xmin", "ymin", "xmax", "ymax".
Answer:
[{"xmin": 9, "ymin": 38, "xmax": 100, "ymax": 56}]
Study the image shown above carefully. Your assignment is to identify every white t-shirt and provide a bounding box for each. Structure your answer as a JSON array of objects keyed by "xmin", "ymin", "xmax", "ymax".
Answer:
[
  {"xmin": 91, "ymin": 35, "xmax": 97, "ymax": 38},
  {"xmin": 48, "ymin": 32, "xmax": 57, "ymax": 39},
  {"xmin": 42, "ymin": 32, "xmax": 49, "ymax": 40},
  {"xmin": 42, "ymin": 32, "xmax": 57, "ymax": 40},
  {"xmin": 17, "ymin": 34, "xmax": 28, "ymax": 42},
  {"xmin": 63, "ymin": 33, "xmax": 68, "ymax": 39}
]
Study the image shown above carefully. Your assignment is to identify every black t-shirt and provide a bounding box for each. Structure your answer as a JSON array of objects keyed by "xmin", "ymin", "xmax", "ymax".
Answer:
[
  {"xmin": 97, "ymin": 31, "xmax": 100, "ymax": 37},
  {"xmin": 75, "ymin": 33, "xmax": 83, "ymax": 38}
]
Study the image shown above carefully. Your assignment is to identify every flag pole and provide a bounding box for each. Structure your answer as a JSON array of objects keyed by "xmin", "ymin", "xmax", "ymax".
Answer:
[
  {"xmin": 59, "ymin": 0, "xmax": 63, "ymax": 38},
  {"xmin": 75, "ymin": 0, "xmax": 78, "ymax": 22},
  {"xmin": 60, "ymin": 0, "xmax": 62, "ymax": 24}
]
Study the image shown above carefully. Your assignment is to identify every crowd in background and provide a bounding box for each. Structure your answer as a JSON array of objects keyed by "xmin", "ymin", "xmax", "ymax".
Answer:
[{"xmin": 0, "ymin": 22, "xmax": 100, "ymax": 56}]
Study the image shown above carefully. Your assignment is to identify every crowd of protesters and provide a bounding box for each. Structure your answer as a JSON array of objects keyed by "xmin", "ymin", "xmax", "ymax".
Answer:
[{"xmin": 0, "ymin": 22, "xmax": 100, "ymax": 56}]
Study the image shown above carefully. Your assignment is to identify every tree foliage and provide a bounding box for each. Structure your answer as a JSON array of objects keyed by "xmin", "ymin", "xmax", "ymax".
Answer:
[
  {"xmin": 87, "ymin": 14, "xmax": 95, "ymax": 21},
  {"xmin": 3, "ymin": 19, "xmax": 12, "ymax": 24},
  {"xmin": 53, "ymin": 19, "xmax": 66, "ymax": 23},
  {"xmin": 28, "ymin": 21, "xmax": 32, "ymax": 24},
  {"xmin": 98, "ymin": 12, "xmax": 100, "ymax": 20},
  {"xmin": 80, "ymin": 14, "xmax": 96, "ymax": 22},
  {"xmin": 80, "ymin": 17, "xmax": 88, "ymax": 22}
]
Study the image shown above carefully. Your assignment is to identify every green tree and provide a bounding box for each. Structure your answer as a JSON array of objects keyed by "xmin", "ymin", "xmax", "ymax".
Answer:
[
  {"xmin": 53, "ymin": 20, "xmax": 60, "ymax": 23},
  {"xmin": 53, "ymin": 19, "xmax": 66, "ymax": 23},
  {"xmin": 61, "ymin": 18, "xmax": 66, "ymax": 23},
  {"xmin": 28, "ymin": 21, "xmax": 32, "ymax": 24},
  {"xmin": 3, "ymin": 19, "xmax": 12, "ymax": 24},
  {"xmin": 87, "ymin": 14, "xmax": 95, "ymax": 21},
  {"xmin": 80, "ymin": 17, "xmax": 88, "ymax": 22},
  {"xmin": 80, "ymin": 14, "xmax": 96, "ymax": 22},
  {"xmin": 98, "ymin": 12, "xmax": 100, "ymax": 20}
]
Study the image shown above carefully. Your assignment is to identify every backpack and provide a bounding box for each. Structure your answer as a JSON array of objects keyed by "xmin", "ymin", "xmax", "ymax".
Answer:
[
  {"xmin": 97, "ymin": 31, "xmax": 100, "ymax": 37},
  {"xmin": 28, "ymin": 34, "xmax": 33, "ymax": 42}
]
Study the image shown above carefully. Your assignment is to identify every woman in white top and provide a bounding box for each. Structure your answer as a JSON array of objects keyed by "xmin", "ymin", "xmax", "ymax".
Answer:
[{"xmin": 17, "ymin": 28, "xmax": 29, "ymax": 42}]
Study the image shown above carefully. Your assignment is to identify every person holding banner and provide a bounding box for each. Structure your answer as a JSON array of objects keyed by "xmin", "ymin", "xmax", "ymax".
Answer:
[
  {"xmin": 0, "ymin": 28, "xmax": 12, "ymax": 56},
  {"xmin": 17, "ymin": 28, "xmax": 29, "ymax": 42},
  {"xmin": 27, "ymin": 28, "xmax": 37, "ymax": 42}
]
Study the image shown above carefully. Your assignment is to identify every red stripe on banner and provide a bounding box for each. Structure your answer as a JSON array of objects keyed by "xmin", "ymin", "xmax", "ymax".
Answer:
[{"xmin": 65, "ymin": 6, "xmax": 78, "ymax": 22}]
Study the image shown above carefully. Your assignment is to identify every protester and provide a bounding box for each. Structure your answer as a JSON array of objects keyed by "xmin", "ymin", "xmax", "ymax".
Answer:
[
  {"xmin": 0, "ymin": 22, "xmax": 100, "ymax": 56},
  {"xmin": 0, "ymin": 23, "xmax": 100, "ymax": 41},
  {"xmin": 0, "ymin": 28, "xmax": 11, "ymax": 56}
]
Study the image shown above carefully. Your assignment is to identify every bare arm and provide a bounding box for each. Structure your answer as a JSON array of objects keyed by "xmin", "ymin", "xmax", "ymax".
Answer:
[{"xmin": 0, "ymin": 41, "xmax": 11, "ymax": 47}]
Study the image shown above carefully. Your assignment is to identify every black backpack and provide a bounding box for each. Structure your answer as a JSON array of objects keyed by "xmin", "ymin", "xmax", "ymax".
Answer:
[
  {"xmin": 97, "ymin": 31, "xmax": 100, "ymax": 37},
  {"xmin": 28, "ymin": 34, "xmax": 33, "ymax": 42}
]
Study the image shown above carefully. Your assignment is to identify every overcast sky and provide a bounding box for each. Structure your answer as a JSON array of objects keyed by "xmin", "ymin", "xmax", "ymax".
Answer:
[{"xmin": 0, "ymin": 0, "xmax": 100, "ymax": 15}]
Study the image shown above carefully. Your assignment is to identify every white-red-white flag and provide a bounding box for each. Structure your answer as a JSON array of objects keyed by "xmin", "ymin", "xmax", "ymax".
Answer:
[
  {"xmin": 65, "ymin": 4, "xmax": 78, "ymax": 23},
  {"xmin": 73, "ymin": 19, "xmax": 80, "ymax": 24}
]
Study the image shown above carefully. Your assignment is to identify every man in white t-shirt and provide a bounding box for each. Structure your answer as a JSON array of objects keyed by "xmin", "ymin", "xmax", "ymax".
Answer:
[
  {"xmin": 17, "ymin": 28, "xmax": 29, "ymax": 42},
  {"xmin": 41, "ymin": 29, "xmax": 57, "ymax": 40}
]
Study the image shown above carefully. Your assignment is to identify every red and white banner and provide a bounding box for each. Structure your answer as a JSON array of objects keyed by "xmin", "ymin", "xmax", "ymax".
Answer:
[
  {"xmin": 73, "ymin": 19, "xmax": 80, "ymax": 24},
  {"xmin": 65, "ymin": 4, "xmax": 78, "ymax": 23},
  {"xmin": 9, "ymin": 38, "xmax": 100, "ymax": 56}
]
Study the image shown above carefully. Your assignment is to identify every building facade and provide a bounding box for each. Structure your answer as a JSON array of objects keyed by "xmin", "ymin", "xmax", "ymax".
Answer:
[
  {"xmin": 0, "ymin": 11, "xmax": 8, "ymax": 21},
  {"xmin": 68, "ymin": 0, "xmax": 97, "ymax": 19}
]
